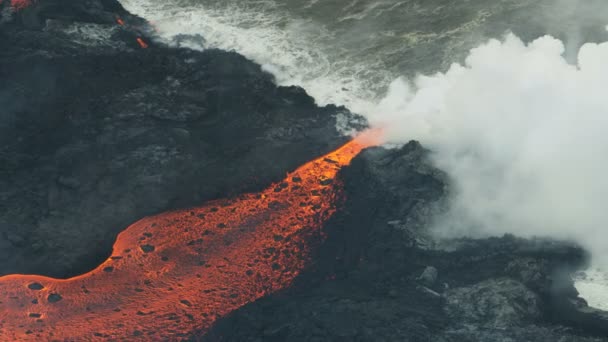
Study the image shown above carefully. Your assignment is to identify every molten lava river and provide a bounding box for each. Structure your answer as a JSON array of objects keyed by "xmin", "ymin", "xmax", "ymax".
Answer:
[{"xmin": 0, "ymin": 132, "xmax": 379, "ymax": 341}]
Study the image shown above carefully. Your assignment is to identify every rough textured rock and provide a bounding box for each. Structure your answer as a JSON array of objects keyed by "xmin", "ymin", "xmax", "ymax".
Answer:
[
  {"xmin": 0, "ymin": 0, "xmax": 361, "ymax": 277},
  {"xmin": 419, "ymin": 266, "xmax": 439, "ymax": 287},
  {"xmin": 444, "ymin": 278, "xmax": 541, "ymax": 328},
  {"xmin": 202, "ymin": 144, "xmax": 608, "ymax": 341}
]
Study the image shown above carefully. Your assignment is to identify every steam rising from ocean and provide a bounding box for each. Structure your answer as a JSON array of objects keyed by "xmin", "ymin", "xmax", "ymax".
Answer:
[
  {"xmin": 371, "ymin": 34, "xmax": 608, "ymax": 310},
  {"xmin": 118, "ymin": 0, "xmax": 608, "ymax": 308},
  {"xmin": 373, "ymin": 34, "xmax": 608, "ymax": 267}
]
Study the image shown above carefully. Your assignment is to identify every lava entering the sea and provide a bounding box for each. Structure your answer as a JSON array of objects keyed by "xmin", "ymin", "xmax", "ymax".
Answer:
[{"xmin": 0, "ymin": 130, "xmax": 381, "ymax": 341}]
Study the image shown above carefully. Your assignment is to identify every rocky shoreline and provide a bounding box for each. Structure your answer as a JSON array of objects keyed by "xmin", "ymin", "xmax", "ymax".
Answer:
[
  {"xmin": 1, "ymin": 1, "xmax": 607, "ymax": 341},
  {"xmin": 204, "ymin": 143, "xmax": 608, "ymax": 341},
  {"xmin": 0, "ymin": 0, "xmax": 360, "ymax": 277}
]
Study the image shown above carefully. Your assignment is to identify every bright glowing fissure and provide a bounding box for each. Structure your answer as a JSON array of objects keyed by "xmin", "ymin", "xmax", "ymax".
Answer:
[{"xmin": 0, "ymin": 132, "xmax": 381, "ymax": 341}]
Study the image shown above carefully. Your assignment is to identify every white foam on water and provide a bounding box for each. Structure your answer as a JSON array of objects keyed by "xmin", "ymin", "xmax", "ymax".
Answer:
[
  {"xmin": 371, "ymin": 35, "xmax": 608, "ymax": 273},
  {"xmin": 575, "ymin": 269, "xmax": 608, "ymax": 311},
  {"xmin": 119, "ymin": 0, "xmax": 382, "ymax": 115}
]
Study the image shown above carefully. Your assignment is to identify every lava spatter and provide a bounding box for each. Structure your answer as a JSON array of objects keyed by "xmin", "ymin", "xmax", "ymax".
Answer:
[
  {"xmin": 0, "ymin": 130, "xmax": 381, "ymax": 341},
  {"xmin": 8, "ymin": 0, "xmax": 33, "ymax": 10},
  {"xmin": 136, "ymin": 37, "xmax": 149, "ymax": 49}
]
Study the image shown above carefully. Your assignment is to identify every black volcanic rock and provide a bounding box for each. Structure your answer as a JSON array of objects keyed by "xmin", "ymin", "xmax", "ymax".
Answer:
[
  {"xmin": 0, "ymin": 0, "xmax": 362, "ymax": 277},
  {"xmin": 202, "ymin": 144, "xmax": 608, "ymax": 342}
]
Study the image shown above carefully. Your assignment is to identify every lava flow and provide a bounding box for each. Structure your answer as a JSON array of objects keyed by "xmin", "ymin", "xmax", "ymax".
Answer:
[
  {"xmin": 136, "ymin": 37, "xmax": 149, "ymax": 49},
  {"xmin": 0, "ymin": 131, "xmax": 381, "ymax": 341}
]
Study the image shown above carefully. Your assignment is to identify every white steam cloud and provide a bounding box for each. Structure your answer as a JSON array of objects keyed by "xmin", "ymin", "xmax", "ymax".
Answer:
[{"xmin": 369, "ymin": 34, "xmax": 608, "ymax": 268}]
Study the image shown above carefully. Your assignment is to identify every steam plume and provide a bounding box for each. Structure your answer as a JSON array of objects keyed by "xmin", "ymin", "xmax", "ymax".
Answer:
[{"xmin": 369, "ymin": 33, "xmax": 608, "ymax": 268}]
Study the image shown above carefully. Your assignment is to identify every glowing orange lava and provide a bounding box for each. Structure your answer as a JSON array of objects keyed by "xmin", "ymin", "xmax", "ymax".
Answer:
[
  {"xmin": 136, "ymin": 37, "xmax": 149, "ymax": 49},
  {"xmin": 0, "ymin": 131, "xmax": 381, "ymax": 341},
  {"xmin": 9, "ymin": 0, "xmax": 33, "ymax": 11}
]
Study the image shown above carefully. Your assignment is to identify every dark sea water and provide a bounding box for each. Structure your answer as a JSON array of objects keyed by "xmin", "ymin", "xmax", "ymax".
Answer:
[{"xmin": 119, "ymin": 0, "xmax": 608, "ymax": 112}]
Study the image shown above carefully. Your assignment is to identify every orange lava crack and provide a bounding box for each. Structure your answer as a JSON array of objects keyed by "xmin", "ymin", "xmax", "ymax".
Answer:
[
  {"xmin": 8, "ymin": 0, "xmax": 33, "ymax": 11},
  {"xmin": 136, "ymin": 37, "xmax": 148, "ymax": 49},
  {"xmin": 0, "ymin": 130, "xmax": 381, "ymax": 341}
]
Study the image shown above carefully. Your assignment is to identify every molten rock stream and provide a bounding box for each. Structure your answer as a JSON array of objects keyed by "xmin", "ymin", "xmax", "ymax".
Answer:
[{"xmin": 0, "ymin": 131, "xmax": 380, "ymax": 341}]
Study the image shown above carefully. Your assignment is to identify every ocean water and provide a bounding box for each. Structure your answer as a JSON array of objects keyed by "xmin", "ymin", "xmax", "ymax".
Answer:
[
  {"xmin": 119, "ymin": 0, "xmax": 608, "ymax": 114},
  {"xmin": 117, "ymin": 0, "xmax": 608, "ymax": 311}
]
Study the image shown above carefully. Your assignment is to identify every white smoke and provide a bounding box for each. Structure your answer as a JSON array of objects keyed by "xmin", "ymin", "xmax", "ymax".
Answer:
[{"xmin": 369, "ymin": 33, "xmax": 608, "ymax": 268}]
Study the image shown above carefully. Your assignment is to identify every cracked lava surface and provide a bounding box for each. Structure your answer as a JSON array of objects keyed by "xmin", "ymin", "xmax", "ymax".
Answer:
[{"xmin": 0, "ymin": 131, "xmax": 380, "ymax": 341}]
